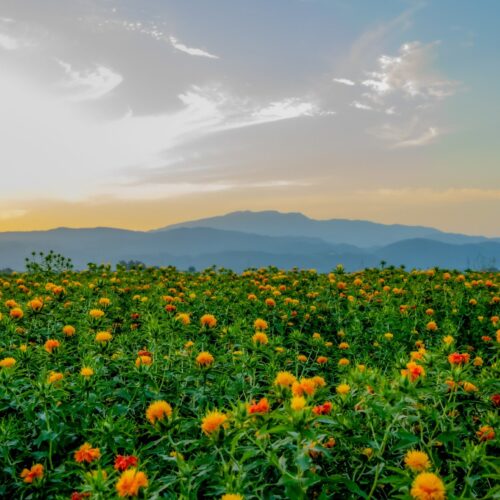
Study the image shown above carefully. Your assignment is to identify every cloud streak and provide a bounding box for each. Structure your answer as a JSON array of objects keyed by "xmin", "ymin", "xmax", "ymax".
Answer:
[{"xmin": 169, "ymin": 36, "xmax": 219, "ymax": 59}]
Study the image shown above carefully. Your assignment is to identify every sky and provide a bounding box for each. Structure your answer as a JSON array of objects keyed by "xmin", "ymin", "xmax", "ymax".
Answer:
[{"xmin": 0, "ymin": 0, "xmax": 499, "ymax": 235}]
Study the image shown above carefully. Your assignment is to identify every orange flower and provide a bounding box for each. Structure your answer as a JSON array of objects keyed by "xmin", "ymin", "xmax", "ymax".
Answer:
[
  {"xmin": 265, "ymin": 298, "xmax": 276, "ymax": 307},
  {"xmin": 248, "ymin": 397, "xmax": 270, "ymax": 415},
  {"xmin": 476, "ymin": 425, "xmax": 495, "ymax": 441},
  {"xmin": 253, "ymin": 318, "xmax": 268, "ymax": 330},
  {"xmin": 196, "ymin": 351, "xmax": 214, "ymax": 366},
  {"xmin": 28, "ymin": 298, "xmax": 43, "ymax": 312},
  {"xmin": 201, "ymin": 410, "xmax": 228, "ymax": 434},
  {"xmin": 80, "ymin": 367, "xmax": 94, "ymax": 378},
  {"xmin": 116, "ymin": 468, "xmax": 148, "ymax": 497},
  {"xmin": 316, "ymin": 356, "xmax": 328, "ymax": 364},
  {"xmin": 135, "ymin": 355, "xmax": 152, "ymax": 367},
  {"xmin": 44, "ymin": 339, "xmax": 60, "ymax": 354},
  {"xmin": 74, "ymin": 443, "xmax": 101, "ymax": 463},
  {"xmin": 221, "ymin": 495, "xmax": 243, "ymax": 500},
  {"xmin": 426, "ymin": 321, "xmax": 438, "ymax": 332},
  {"xmin": 20, "ymin": 463, "xmax": 44, "ymax": 483},
  {"xmin": 410, "ymin": 472, "xmax": 446, "ymax": 500},
  {"xmin": 401, "ymin": 361, "xmax": 425, "ymax": 382},
  {"xmin": 404, "ymin": 450, "xmax": 431, "ymax": 472},
  {"xmin": 176, "ymin": 313, "xmax": 190, "ymax": 325},
  {"xmin": 252, "ymin": 332, "xmax": 268, "ymax": 345},
  {"xmin": 448, "ymin": 352, "xmax": 470, "ymax": 365},
  {"xmin": 146, "ymin": 400, "xmax": 172, "ymax": 424},
  {"xmin": 290, "ymin": 396, "xmax": 306, "ymax": 411},
  {"xmin": 10, "ymin": 307, "xmax": 24, "ymax": 319},
  {"xmin": 0, "ymin": 357, "xmax": 16, "ymax": 368},
  {"xmin": 47, "ymin": 371, "xmax": 63, "ymax": 384},
  {"xmin": 114, "ymin": 455, "xmax": 138, "ymax": 471},
  {"xmin": 338, "ymin": 342, "xmax": 349, "ymax": 350},
  {"xmin": 292, "ymin": 378, "xmax": 317, "ymax": 397},
  {"xmin": 200, "ymin": 314, "xmax": 217, "ymax": 328},
  {"xmin": 62, "ymin": 325, "xmax": 76, "ymax": 336},
  {"xmin": 95, "ymin": 331, "xmax": 112, "ymax": 343}
]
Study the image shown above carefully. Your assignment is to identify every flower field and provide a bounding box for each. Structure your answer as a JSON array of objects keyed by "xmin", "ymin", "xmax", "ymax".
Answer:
[{"xmin": 0, "ymin": 265, "xmax": 499, "ymax": 499}]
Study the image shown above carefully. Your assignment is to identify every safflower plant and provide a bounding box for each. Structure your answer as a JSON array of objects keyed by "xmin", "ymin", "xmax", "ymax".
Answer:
[{"xmin": 0, "ymin": 264, "xmax": 498, "ymax": 498}]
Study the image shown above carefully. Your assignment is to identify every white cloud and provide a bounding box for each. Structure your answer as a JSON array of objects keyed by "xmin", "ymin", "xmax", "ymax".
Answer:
[
  {"xmin": 58, "ymin": 61, "xmax": 123, "ymax": 101},
  {"xmin": 351, "ymin": 101, "xmax": 373, "ymax": 111},
  {"xmin": 0, "ymin": 33, "xmax": 21, "ymax": 50},
  {"xmin": 393, "ymin": 126, "xmax": 438, "ymax": 148},
  {"xmin": 333, "ymin": 78, "xmax": 355, "ymax": 86},
  {"xmin": 169, "ymin": 36, "xmax": 219, "ymax": 59},
  {"xmin": 251, "ymin": 98, "xmax": 317, "ymax": 121},
  {"xmin": 361, "ymin": 42, "xmax": 458, "ymax": 101}
]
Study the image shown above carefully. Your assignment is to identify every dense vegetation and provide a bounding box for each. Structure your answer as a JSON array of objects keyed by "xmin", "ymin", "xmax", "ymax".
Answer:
[{"xmin": 0, "ymin": 264, "xmax": 498, "ymax": 499}]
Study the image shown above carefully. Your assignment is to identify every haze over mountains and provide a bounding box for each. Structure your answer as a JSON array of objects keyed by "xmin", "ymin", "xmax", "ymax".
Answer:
[{"xmin": 0, "ymin": 211, "xmax": 499, "ymax": 272}]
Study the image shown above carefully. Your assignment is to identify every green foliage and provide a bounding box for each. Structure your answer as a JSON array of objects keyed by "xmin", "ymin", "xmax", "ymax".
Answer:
[{"xmin": 0, "ymin": 266, "xmax": 498, "ymax": 498}]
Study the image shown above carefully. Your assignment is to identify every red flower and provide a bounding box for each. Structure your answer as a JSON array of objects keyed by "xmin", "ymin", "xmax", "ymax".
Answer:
[
  {"xmin": 71, "ymin": 493, "xmax": 91, "ymax": 500},
  {"xmin": 312, "ymin": 402, "xmax": 333, "ymax": 415},
  {"xmin": 114, "ymin": 455, "xmax": 139, "ymax": 471},
  {"xmin": 491, "ymin": 394, "xmax": 500, "ymax": 407},
  {"xmin": 448, "ymin": 352, "xmax": 470, "ymax": 365}
]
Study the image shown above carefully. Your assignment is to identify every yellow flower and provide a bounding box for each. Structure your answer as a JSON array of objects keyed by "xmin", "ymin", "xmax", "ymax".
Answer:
[
  {"xmin": 384, "ymin": 332, "xmax": 394, "ymax": 341},
  {"xmin": 473, "ymin": 356, "xmax": 483, "ymax": 366},
  {"xmin": 135, "ymin": 355, "xmax": 152, "ymax": 367},
  {"xmin": 95, "ymin": 331, "xmax": 112, "ymax": 343},
  {"xmin": 274, "ymin": 371, "xmax": 297, "ymax": 388},
  {"xmin": 442, "ymin": 335, "xmax": 454, "ymax": 346},
  {"xmin": 338, "ymin": 358, "xmax": 350, "ymax": 367},
  {"xmin": 89, "ymin": 309, "xmax": 105, "ymax": 318},
  {"xmin": 98, "ymin": 297, "xmax": 111, "ymax": 306},
  {"xmin": 336, "ymin": 383, "xmax": 350, "ymax": 396},
  {"xmin": 410, "ymin": 472, "xmax": 446, "ymax": 500},
  {"xmin": 404, "ymin": 450, "xmax": 431, "ymax": 472},
  {"xmin": 116, "ymin": 468, "xmax": 148, "ymax": 497},
  {"xmin": 297, "ymin": 354, "xmax": 308, "ymax": 362},
  {"xmin": 146, "ymin": 400, "xmax": 172, "ymax": 424},
  {"xmin": 290, "ymin": 396, "xmax": 306, "ymax": 411},
  {"xmin": 0, "ymin": 357, "xmax": 16, "ymax": 368},
  {"xmin": 80, "ymin": 367, "xmax": 94, "ymax": 378},
  {"xmin": 196, "ymin": 351, "xmax": 214, "ymax": 366},
  {"xmin": 201, "ymin": 410, "xmax": 228, "ymax": 434},
  {"xmin": 252, "ymin": 332, "xmax": 268, "ymax": 345},
  {"xmin": 221, "ymin": 494, "xmax": 243, "ymax": 500},
  {"xmin": 339, "ymin": 342, "xmax": 349, "ymax": 349}
]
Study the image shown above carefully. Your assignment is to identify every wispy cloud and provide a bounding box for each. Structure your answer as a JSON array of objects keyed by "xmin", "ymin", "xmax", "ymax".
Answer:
[
  {"xmin": 58, "ymin": 61, "xmax": 123, "ymax": 101},
  {"xmin": 361, "ymin": 42, "xmax": 459, "ymax": 102},
  {"xmin": 333, "ymin": 78, "xmax": 355, "ymax": 86},
  {"xmin": 351, "ymin": 101, "xmax": 373, "ymax": 111},
  {"xmin": 369, "ymin": 119, "xmax": 441, "ymax": 148},
  {"xmin": 169, "ymin": 36, "xmax": 219, "ymax": 59}
]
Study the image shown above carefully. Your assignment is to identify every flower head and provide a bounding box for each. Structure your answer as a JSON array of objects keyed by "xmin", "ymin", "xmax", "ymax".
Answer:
[
  {"xmin": 448, "ymin": 352, "xmax": 470, "ymax": 365},
  {"xmin": 95, "ymin": 331, "xmax": 112, "ymax": 343},
  {"xmin": 196, "ymin": 351, "xmax": 214, "ymax": 366},
  {"xmin": 44, "ymin": 339, "xmax": 60, "ymax": 354},
  {"xmin": 114, "ymin": 455, "xmax": 139, "ymax": 471},
  {"xmin": 80, "ymin": 367, "xmax": 94, "ymax": 378},
  {"xmin": 248, "ymin": 397, "xmax": 270, "ymax": 415},
  {"xmin": 0, "ymin": 357, "xmax": 16, "ymax": 368},
  {"xmin": 410, "ymin": 472, "xmax": 446, "ymax": 500},
  {"xmin": 200, "ymin": 314, "xmax": 217, "ymax": 328},
  {"xmin": 274, "ymin": 371, "xmax": 297, "ymax": 388},
  {"xmin": 201, "ymin": 410, "xmax": 228, "ymax": 435},
  {"xmin": 74, "ymin": 443, "xmax": 101, "ymax": 463},
  {"xmin": 404, "ymin": 450, "xmax": 431, "ymax": 472},
  {"xmin": 252, "ymin": 331, "xmax": 268, "ymax": 345},
  {"xmin": 116, "ymin": 468, "xmax": 148, "ymax": 497},
  {"xmin": 254, "ymin": 318, "xmax": 268, "ymax": 330},
  {"xmin": 20, "ymin": 463, "xmax": 44, "ymax": 483},
  {"xmin": 146, "ymin": 400, "xmax": 172, "ymax": 424},
  {"xmin": 336, "ymin": 383, "xmax": 350, "ymax": 396},
  {"xmin": 476, "ymin": 425, "xmax": 495, "ymax": 442}
]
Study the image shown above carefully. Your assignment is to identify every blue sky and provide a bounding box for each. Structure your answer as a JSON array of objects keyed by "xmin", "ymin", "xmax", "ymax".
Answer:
[{"xmin": 0, "ymin": 0, "xmax": 498, "ymax": 234}]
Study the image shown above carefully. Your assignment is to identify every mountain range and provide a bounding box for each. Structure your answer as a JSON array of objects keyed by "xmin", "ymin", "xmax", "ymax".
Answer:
[{"xmin": 0, "ymin": 211, "xmax": 498, "ymax": 272}]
